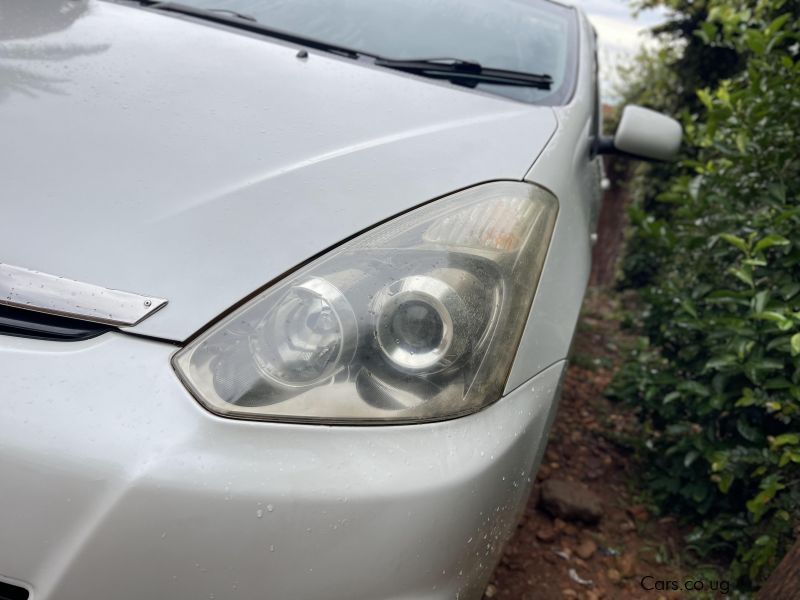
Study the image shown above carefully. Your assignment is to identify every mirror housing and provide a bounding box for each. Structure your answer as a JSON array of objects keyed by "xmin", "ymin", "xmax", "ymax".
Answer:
[{"xmin": 597, "ymin": 105, "xmax": 682, "ymax": 161}]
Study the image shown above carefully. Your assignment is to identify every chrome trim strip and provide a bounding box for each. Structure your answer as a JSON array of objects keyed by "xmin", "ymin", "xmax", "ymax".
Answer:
[{"xmin": 0, "ymin": 263, "xmax": 168, "ymax": 326}]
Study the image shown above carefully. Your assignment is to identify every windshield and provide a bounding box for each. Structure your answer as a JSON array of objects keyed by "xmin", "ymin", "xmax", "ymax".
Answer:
[{"xmin": 176, "ymin": 0, "xmax": 578, "ymax": 104}]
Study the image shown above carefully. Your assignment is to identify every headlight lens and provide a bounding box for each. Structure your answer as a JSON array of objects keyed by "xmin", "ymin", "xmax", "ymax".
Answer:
[{"xmin": 173, "ymin": 181, "xmax": 557, "ymax": 424}]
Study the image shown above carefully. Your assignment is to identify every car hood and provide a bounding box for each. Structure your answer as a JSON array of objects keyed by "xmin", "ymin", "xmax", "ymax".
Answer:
[{"xmin": 1, "ymin": 0, "xmax": 558, "ymax": 341}]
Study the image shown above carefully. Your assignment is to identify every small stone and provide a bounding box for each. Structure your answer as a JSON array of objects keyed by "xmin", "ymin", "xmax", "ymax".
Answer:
[
  {"xmin": 537, "ymin": 464, "xmax": 552, "ymax": 480},
  {"xmin": 586, "ymin": 592, "xmax": 601, "ymax": 600},
  {"xmin": 484, "ymin": 583, "xmax": 497, "ymax": 598},
  {"xmin": 554, "ymin": 518, "xmax": 567, "ymax": 531},
  {"xmin": 561, "ymin": 589, "xmax": 578, "ymax": 598},
  {"xmin": 564, "ymin": 523, "xmax": 579, "ymax": 536},
  {"xmin": 576, "ymin": 539, "xmax": 598, "ymax": 560},
  {"xmin": 617, "ymin": 553, "xmax": 636, "ymax": 577},
  {"xmin": 539, "ymin": 479, "xmax": 603, "ymax": 524},
  {"xmin": 536, "ymin": 527, "xmax": 558, "ymax": 543},
  {"xmin": 550, "ymin": 462, "xmax": 561, "ymax": 470},
  {"xmin": 620, "ymin": 520, "xmax": 636, "ymax": 533},
  {"xmin": 607, "ymin": 568, "xmax": 621, "ymax": 583}
]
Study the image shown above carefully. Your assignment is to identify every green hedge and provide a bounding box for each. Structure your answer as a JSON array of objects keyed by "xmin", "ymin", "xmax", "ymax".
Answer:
[{"xmin": 610, "ymin": 0, "xmax": 800, "ymax": 587}]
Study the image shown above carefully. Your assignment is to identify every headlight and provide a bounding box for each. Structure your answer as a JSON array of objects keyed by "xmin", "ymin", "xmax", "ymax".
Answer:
[{"xmin": 173, "ymin": 181, "xmax": 557, "ymax": 424}]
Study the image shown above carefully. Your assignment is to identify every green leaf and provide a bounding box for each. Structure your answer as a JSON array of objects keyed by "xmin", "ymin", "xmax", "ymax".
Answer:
[
  {"xmin": 754, "ymin": 311, "xmax": 793, "ymax": 330},
  {"xmin": 764, "ymin": 377, "xmax": 791, "ymax": 389},
  {"xmin": 680, "ymin": 299, "xmax": 698, "ymax": 318},
  {"xmin": 753, "ymin": 234, "xmax": 790, "ymax": 254},
  {"xmin": 719, "ymin": 233, "xmax": 749, "ymax": 253},
  {"xmin": 706, "ymin": 289, "xmax": 751, "ymax": 307},
  {"xmin": 791, "ymin": 333, "xmax": 800, "ymax": 357},
  {"xmin": 735, "ymin": 131, "xmax": 748, "ymax": 154},
  {"xmin": 737, "ymin": 416, "xmax": 761, "ymax": 442},
  {"xmin": 711, "ymin": 452, "xmax": 727, "ymax": 472},
  {"xmin": 779, "ymin": 451, "xmax": 800, "ymax": 466},
  {"xmin": 755, "ymin": 535, "xmax": 771, "ymax": 547},
  {"xmin": 687, "ymin": 175, "xmax": 703, "ymax": 201},
  {"xmin": 706, "ymin": 355, "xmax": 738, "ymax": 370},
  {"xmin": 718, "ymin": 472, "xmax": 734, "ymax": 493},
  {"xmin": 755, "ymin": 312, "xmax": 785, "ymax": 322},
  {"xmin": 744, "ymin": 30, "xmax": 766, "ymax": 54},
  {"xmin": 753, "ymin": 290, "xmax": 769, "ymax": 313},
  {"xmin": 679, "ymin": 381, "xmax": 710, "ymax": 397},
  {"xmin": 753, "ymin": 358, "xmax": 785, "ymax": 371},
  {"xmin": 736, "ymin": 388, "xmax": 756, "ymax": 407},
  {"xmin": 766, "ymin": 14, "xmax": 791, "ymax": 37},
  {"xmin": 716, "ymin": 85, "xmax": 731, "ymax": 107},
  {"xmin": 768, "ymin": 183, "xmax": 787, "ymax": 202},
  {"xmin": 736, "ymin": 338, "xmax": 755, "ymax": 360},
  {"xmin": 742, "ymin": 258, "xmax": 767, "ymax": 267},
  {"xmin": 746, "ymin": 479, "xmax": 785, "ymax": 522},
  {"xmin": 697, "ymin": 88, "xmax": 713, "ymax": 110},
  {"xmin": 771, "ymin": 433, "xmax": 800, "ymax": 448},
  {"xmin": 780, "ymin": 282, "xmax": 800, "ymax": 300},
  {"xmin": 697, "ymin": 21, "xmax": 717, "ymax": 44},
  {"xmin": 729, "ymin": 266, "xmax": 753, "ymax": 287}
]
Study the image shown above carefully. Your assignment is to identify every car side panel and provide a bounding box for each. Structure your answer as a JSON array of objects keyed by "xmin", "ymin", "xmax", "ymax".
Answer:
[{"xmin": 505, "ymin": 9, "xmax": 600, "ymax": 392}]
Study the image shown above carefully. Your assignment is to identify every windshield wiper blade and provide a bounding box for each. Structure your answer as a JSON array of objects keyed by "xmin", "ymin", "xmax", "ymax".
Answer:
[
  {"xmin": 137, "ymin": 1, "xmax": 372, "ymax": 59},
  {"xmin": 206, "ymin": 8, "xmax": 257, "ymax": 22},
  {"xmin": 373, "ymin": 57, "xmax": 552, "ymax": 90}
]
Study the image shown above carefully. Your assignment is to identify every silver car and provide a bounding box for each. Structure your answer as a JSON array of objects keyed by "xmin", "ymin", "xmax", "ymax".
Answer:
[{"xmin": 0, "ymin": 1, "xmax": 680, "ymax": 598}]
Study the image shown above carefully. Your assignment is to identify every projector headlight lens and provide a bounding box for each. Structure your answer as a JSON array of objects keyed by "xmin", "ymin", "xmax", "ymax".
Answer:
[
  {"xmin": 173, "ymin": 181, "xmax": 557, "ymax": 424},
  {"xmin": 374, "ymin": 275, "xmax": 464, "ymax": 374}
]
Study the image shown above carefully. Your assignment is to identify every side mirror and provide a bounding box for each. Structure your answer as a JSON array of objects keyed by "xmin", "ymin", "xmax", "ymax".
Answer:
[{"xmin": 597, "ymin": 105, "xmax": 682, "ymax": 161}]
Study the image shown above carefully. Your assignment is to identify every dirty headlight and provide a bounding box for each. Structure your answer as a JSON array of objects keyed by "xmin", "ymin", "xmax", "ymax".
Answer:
[{"xmin": 173, "ymin": 182, "xmax": 557, "ymax": 424}]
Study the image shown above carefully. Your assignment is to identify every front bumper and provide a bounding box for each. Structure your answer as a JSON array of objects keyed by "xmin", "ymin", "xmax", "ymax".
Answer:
[{"xmin": 0, "ymin": 332, "xmax": 565, "ymax": 600}]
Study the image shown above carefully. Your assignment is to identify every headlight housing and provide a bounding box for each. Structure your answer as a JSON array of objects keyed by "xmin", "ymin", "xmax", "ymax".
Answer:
[{"xmin": 173, "ymin": 181, "xmax": 557, "ymax": 424}]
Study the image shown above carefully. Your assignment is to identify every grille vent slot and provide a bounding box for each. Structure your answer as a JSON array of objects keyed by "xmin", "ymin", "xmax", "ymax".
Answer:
[
  {"xmin": 0, "ymin": 580, "xmax": 29, "ymax": 600},
  {"xmin": 0, "ymin": 305, "xmax": 111, "ymax": 341}
]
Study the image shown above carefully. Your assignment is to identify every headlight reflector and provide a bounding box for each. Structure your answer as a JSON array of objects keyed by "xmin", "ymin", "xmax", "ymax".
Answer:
[
  {"xmin": 173, "ymin": 181, "xmax": 557, "ymax": 424},
  {"xmin": 250, "ymin": 277, "xmax": 357, "ymax": 388}
]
